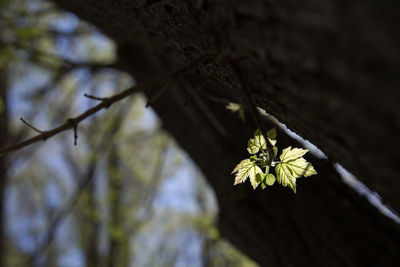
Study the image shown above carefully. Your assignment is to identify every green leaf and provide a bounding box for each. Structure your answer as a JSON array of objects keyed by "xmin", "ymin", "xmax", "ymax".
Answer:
[
  {"xmin": 256, "ymin": 172, "xmax": 265, "ymax": 183},
  {"xmin": 265, "ymin": 173, "xmax": 276, "ymax": 186},
  {"xmin": 232, "ymin": 159, "xmax": 264, "ymax": 189},
  {"xmin": 247, "ymin": 128, "xmax": 266, "ymax": 154},
  {"xmin": 276, "ymin": 164, "xmax": 297, "ymax": 193},
  {"xmin": 249, "ymin": 155, "xmax": 258, "ymax": 162},
  {"xmin": 260, "ymin": 181, "xmax": 267, "ymax": 190},
  {"xmin": 273, "ymin": 146, "xmax": 278, "ymax": 157},
  {"xmin": 266, "ymin": 128, "xmax": 277, "ymax": 146},
  {"xmin": 232, "ymin": 128, "xmax": 317, "ymax": 193},
  {"xmin": 285, "ymin": 158, "xmax": 317, "ymax": 178},
  {"xmin": 279, "ymin": 146, "xmax": 308, "ymax": 162},
  {"xmin": 275, "ymin": 146, "xmax": 317, "ymax": 193},
  {"xmin": 260, "ymin": 166, "xmax": 275, "ymax": 188}
]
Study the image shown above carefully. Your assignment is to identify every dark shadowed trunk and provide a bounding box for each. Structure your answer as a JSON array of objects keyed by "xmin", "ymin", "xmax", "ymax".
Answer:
[{"xmin": 49, "ymin": 1, "xmax": 400, "ymax": 266}]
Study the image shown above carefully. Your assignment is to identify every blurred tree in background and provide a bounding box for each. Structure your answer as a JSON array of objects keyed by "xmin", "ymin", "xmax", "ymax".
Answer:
[{"xmin": 0, "ymin": 0, "xmax": 257, "ymax": 266}]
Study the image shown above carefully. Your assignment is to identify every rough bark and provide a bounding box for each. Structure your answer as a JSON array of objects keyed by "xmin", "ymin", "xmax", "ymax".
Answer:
[
  {"xmin": 49, "ymin": 0, "xmax": 400, "ymax": 266},
  {"xmin": 51, "ymin": 0, "xmax": 400, "ymax": 213}
]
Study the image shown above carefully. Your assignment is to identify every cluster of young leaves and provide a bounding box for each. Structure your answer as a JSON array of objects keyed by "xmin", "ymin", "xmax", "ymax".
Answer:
[{"xmin": 232, "ymin": 128, "xmax": 317, "ymax": 193}]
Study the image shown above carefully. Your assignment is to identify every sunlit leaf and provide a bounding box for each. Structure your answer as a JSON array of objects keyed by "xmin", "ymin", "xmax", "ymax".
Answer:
[
  {"xmin": 275, "ymin": 146, "xmax": 317, "ymax": 193},
  {"xmin": 279, "ymin": 146, "xmax": 308, "ymax": 162},
  {"xmin": 232, "ymin": 159, "xmax": 264, "ymax": 189},
  {"xmin": 276, "ymin": 163, "xmax": 296, "ymax": 193},
  {"xmin": 285, "ymin": 158, "xmax": 317, "ymax": 178},
  {"xmin": 260, "ymin": 181, "xmax": 267, "ymax": 190},
  {"xmin": 265, "ymin": 173, "xmax": 276, "ymax": 186},
  {"xmin": 232, "ymin": 128, "xmax": 316, "ymax": 194},
  {"xmin": 247, "ymin": 128, "xmax": 266, "ymax": 154}
]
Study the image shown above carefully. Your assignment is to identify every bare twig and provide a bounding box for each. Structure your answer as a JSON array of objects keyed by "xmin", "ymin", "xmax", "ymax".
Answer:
[
  {"xmin": 84, "ymin": 94, "xmax": 112, "ymax": 108},
  {"xmin": 84, "ymin": 93, "xmax": 107, "ymax": 101},
  {"xmin": 67, "ymin": 119, "xmax": 79, "ymax": 145},
  {"xmin": 2, "ymin": 39, "xmax": 116, "ymax": 70},
  {"xmin": 19, "ymin": 118, "xmax": 44, "ymax": 134},
  {"xmin": 0, "ymin": 51, "xmax": 217, "ymax": 156},
  {"xmin": 229, "ymin": 61, "xmax": 276, "ymax": 162}
]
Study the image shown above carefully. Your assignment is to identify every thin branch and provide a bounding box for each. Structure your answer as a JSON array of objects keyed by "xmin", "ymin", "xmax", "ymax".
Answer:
[
  {"xmin": 19, "ymin": 118, "xmax": 44, "ymax": 134},
  {"xmin": 84, "ymin": 94, "xmax": 112, "ymax": 108},
  {"xmin": 67, "ymin": 119, "xmax": 79, "ymax": 145},
  {"xmin": 229, "ymin": 61, "xmax": 276, "ymax": 162},
  {"xmin": 3, "ymin": 39, "xmax": 116, "ymax": 70},
  {"xmin": 0, "ymin": 51, "xmax": 216, "ymax": 156},
  {"xmin": 84, "ymin": 93, "xmax": 108, "ymax": 102},
  {"xmin": 45, "ymin": 29, "xmax": 95, "ymax": 38}
]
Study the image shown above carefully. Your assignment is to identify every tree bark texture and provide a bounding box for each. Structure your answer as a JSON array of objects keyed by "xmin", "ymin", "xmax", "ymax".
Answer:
[{"xmin": 50, "ymin": 0, "xmax": 400, "ymax": 266}]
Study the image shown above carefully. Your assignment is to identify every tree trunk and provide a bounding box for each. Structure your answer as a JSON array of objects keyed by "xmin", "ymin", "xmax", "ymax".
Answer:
[
  {"xmin": 0, "ymin": 63, "xmax": 9, "ymax": 267},
  {"xmin": 107, "ymin": 145, "xmax": 125, "ymax": 267},
  {"xmin": 83, "ymin": 165, "xmax": 100, "ymax": 267},
  {"xmin": 49, "ymin": 1, "xmax": 400, "ymax": 266}
]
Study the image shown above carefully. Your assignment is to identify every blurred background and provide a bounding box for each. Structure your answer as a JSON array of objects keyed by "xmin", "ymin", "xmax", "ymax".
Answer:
[{"xmin": 0, "ymin": 0, "xmax": 257, "ymax": 266}]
